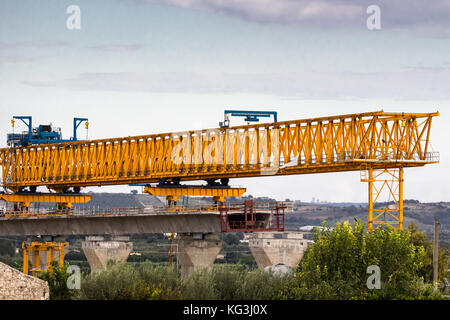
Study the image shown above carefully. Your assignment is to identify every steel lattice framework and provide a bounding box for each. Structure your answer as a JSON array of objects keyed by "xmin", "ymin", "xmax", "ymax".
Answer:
[{"xmin": 0, "ymin": 111, "xmax": 439, "ymax": 192}]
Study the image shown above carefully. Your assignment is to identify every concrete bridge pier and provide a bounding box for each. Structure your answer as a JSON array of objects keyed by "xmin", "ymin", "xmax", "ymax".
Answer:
[
  {"xmin": 248, "ymin": 232, "xmax": 310, "ymax": 271},
  {"xmin": 176, "ymin": 233, "xmax": 222, "ymax": 278},
  {"xmin": 82, "ymin": 236, "xmax": 133, "ymax": 272}
]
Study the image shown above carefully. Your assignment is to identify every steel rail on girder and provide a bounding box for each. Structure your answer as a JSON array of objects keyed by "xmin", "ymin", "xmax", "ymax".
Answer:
[{"xmin": 0, "ymin": 110, "xmax": 439, "ymax": 192}]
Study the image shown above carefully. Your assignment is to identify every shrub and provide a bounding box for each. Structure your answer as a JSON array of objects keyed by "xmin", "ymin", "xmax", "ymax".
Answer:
[
  {"xmin": 275, "ymin": 221, "xmax": 445, "ymax": 300},
  {"xmin": 39, "ymin": 262, "xmax": 75, "ymax": 300},
  {"xmin": 76, "ymin": 261, "xmax": 182, "ymax": 300},
  {"xmin": 75, "ymin": 262, "xmax": 291, "ymax": 300}
]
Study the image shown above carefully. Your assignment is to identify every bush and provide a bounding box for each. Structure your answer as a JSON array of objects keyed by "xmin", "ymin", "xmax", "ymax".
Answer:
[
  {"xmin": 76, "ymin": 262, "xmax": 182, "ymax": 300},
  {"xmin": 75, "ymin": 262, "xmax": 290, "ymax": 300},
  {"xmin": 181, "ymin": 268, "xmax": 217, "ymax": 300},
  {"xmin": 181, "ymin": 265, "xmax": 290, "ymax": 300},
  {"xmin": 275, "ymin": 221, "xmax": 444, "ymax": 300},
  {"xmin": 64, "ymin": 222, "xmax": 448, "ymax": 300},
  {"xmin": 39, "ymin": 262, "xmax": 75, "ymax": 300},
  {"xmin": 407, "ymin": 222, "xmax": 450, "ymax": 283}
]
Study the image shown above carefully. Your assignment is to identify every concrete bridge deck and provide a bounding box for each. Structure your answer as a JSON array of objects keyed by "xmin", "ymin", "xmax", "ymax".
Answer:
[{"xmin": 0, "ymin": 211, "xmax": 221, "ymax": 236}]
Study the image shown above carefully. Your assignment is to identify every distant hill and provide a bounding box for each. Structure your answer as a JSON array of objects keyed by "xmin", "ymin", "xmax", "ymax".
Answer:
[
  {"xmin": 13, "ymin": 192, "xmax": 447, "ymax": 241},
  {"xmin": 78, "ymin": 194, "xmax": 448, "ymax": 236},
  {"xmin": 13, "ymin": 193, "xmax": 165, "ymax": 210},
  {"xmin": 73, "ymin": 193, "xmax": 164, "ymax": 209},
  {"xmin": 286, "ymin": 201, "xmax": 450, "ymax": 241}
]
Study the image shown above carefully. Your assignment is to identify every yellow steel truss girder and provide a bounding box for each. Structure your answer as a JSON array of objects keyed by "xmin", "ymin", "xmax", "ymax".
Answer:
[
  {"xmin": 2, "ymin": 160, "xmax": 426, "ymax": 188},
  {"xmin": 0, "ymin": 111, "xmax": 439, "ymax": 190}
]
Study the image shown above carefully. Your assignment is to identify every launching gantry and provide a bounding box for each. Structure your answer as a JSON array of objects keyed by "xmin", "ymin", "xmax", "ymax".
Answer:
[{"xmin": 0, "ymin": 110, "xmax": 440, "ymax": 231}]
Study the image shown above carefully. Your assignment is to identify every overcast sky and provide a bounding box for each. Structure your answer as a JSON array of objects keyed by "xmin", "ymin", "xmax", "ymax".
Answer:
[{"xmin": 0, "ymin": 0, "xmax": 449, "ymax": 202}]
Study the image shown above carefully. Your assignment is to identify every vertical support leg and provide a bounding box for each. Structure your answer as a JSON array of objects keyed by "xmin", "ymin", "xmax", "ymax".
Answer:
[
  {"xmin": 363, "ymin": 168, "xmax": 404, "ymax": 231},
  {"xmin": 58, "ymin": 243, "xmax": 65, "ymax": 269},
  {"xmin": 22, "ymin": 243, "xmax": 29, "ymax": 275},
  {"xmin": 368, "ymin": 167, "xmax": 374, "ymax": 232},
  {"xmin": 398, "ymin": 167, "xmax": 404, "ymax": 230},
  {"xmin": 48, "ymin": 247, "xmax": 54, "ymax": 274}
]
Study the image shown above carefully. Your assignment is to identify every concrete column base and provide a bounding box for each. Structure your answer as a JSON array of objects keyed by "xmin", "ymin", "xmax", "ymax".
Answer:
[
  {"xmin": 248, "ymin": 232, "xmax": 310, "ymax": 270},
  {"xmin": 82, "ymin": 236, "xmax": 133, "ymax": 272},
  {"xmin": 176, "ymin": 233, "xmax": 222, "ymax": 278}
]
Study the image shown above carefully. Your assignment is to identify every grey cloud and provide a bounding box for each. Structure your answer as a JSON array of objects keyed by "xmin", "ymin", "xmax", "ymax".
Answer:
[
  {"xmin": 139, "ymin": 0, "xmax": 450, "ymax": 36},
  {"xmin": 1, "ymin": 56, "xmax": 35, "ymax": 63},
  {"xmin": 0, "ymin": 40, "xmax": 70, "ymax": 49},
  {"xmin": 142, "ymin": 0, "xmax": 364, "ymax": 26},
  {"xmin": 90, "ymin": 44, "xmax": 144, "ymax": 52},
  {"xmin": 403, "ymin": 65, "xmax": 450, "ymax": 71},
  {"xmin": 22, "ymin": 69, "xmax": 450, "ymax": 100}
]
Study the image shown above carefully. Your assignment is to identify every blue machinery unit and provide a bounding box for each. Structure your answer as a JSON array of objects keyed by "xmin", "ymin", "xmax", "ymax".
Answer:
[
  {"xmin": 7, "ymin": 116, "xmax": 88, "ymax": 147},
  {"xmin": 219, "ymin": 110, "xmax": 277, "ymax": 128},
  {"xmin": 73, "ymin": 117, "xmax": 89, "ymax": 141}
]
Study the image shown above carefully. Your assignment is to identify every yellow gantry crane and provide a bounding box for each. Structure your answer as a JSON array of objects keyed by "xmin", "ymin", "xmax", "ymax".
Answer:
[{"xmin": 0, "ymin": 110, "xmax": 440, "ymax": 232}]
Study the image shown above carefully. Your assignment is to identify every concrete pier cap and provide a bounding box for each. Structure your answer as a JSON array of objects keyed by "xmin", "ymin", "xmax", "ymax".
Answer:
[
  {"xmin": 248, "ymin": 232, "xmax": 311, "ymax": 271},
  {"xmin": 176, "ymin": 233, "xmax": 222, "ymax": 279},
  {"xmin": 82, "ymin": 235, "xmax": 133, "ymax": 272}
]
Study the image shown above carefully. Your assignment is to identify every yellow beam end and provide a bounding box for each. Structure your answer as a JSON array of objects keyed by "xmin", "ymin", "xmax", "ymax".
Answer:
[
  {"xmin": 0, "ymin": 193, "xmax": 91, "ymax": 204},
  {"xmin": 144, "ymin": 186, "xmax": 246, "ymax": 198}
]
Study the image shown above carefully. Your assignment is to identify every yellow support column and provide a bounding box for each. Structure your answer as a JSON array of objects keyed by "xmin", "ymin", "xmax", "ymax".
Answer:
[
  {"xmin": 22, "ymin": 243, "xmax": 29, "ymax": 275},
  {"xmin": 47, "ymin": 247, "xmax": 54, "ymax": 274},
  {"xmin": 58, "ymin": 243, "xmax": 65, "ymax": 269},
  {"xmin": 32, "ymin": 249, "xmax": 40, "ymax": 277},
  {"xmin": 398, "ymin": 167, "xmax": 404, "ymax": 230},
  {"xmin": 363, "ymin": 168, "xmax": 404, "ymax": 231},
  {"xmin": 368, "ymin": 167, "xmax": 374, "ymax": 232}
]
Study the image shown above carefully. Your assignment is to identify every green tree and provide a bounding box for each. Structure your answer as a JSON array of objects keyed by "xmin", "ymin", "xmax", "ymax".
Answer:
[
  {"xmin": 275, "ymin": 221, "xmax": 443, "ymax": 300},
  {"xmin": 362, "ymin": 225, "xmax": 428, "ymax": 299},
  {"xmin": 222, "ymin": 233, "xmax": 240, "ymax": 246},
  {"xmin": 39, "ymin": 262, "xmax": 74, "ymax": 300},
  {"xmin": 406, "ymin": 222, "xmax": 450, "ymax": 283},
  {"xmin": 0, "ymin": 240, "xmax": 15, "ymax": 256}
]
